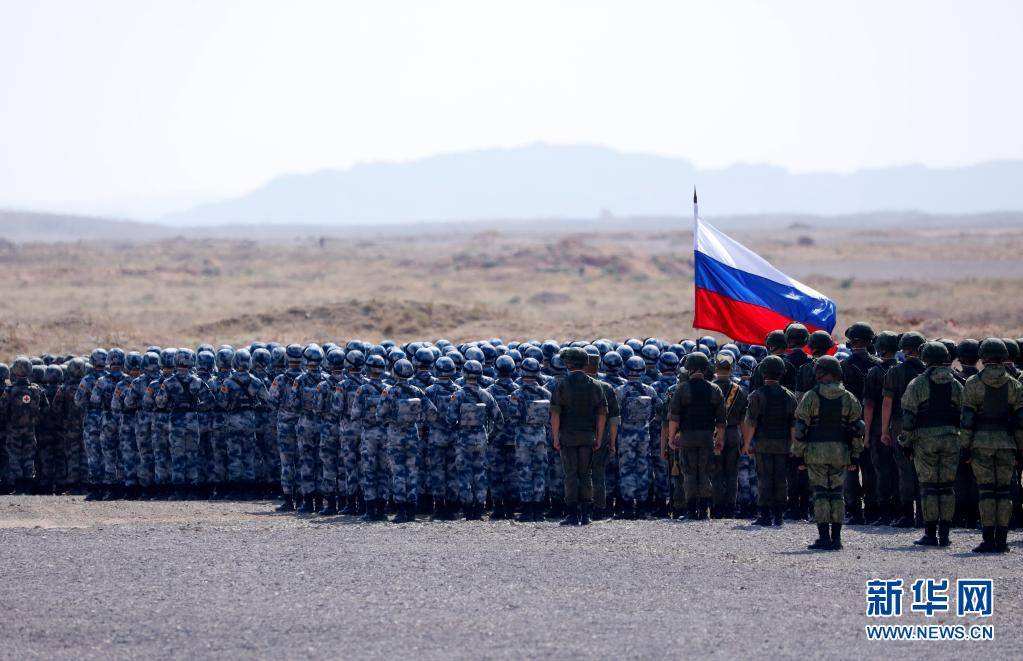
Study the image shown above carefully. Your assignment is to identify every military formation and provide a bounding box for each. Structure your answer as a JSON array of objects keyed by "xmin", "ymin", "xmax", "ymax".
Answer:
[{"xmin": 2, "ymin": 323, "xmax": 1022, "ymax": 553}]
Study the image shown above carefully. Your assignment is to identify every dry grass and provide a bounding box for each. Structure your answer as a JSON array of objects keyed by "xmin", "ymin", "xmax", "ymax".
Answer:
[{"xmin": 2, "ymin": 225, "xmax": 1022, "ymax": 357}]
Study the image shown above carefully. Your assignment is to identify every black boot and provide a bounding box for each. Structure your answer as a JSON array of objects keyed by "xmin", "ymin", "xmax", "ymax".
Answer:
[
  {"xmin": 313, "ymin": 492, "xmax": 323, "ymax": 513},
  {"xmin": 167, "ymin": 486, "xmax": 186, "ymax": 501},
  {"xmin": 462, "ymin": 501, "xmax": 475, "ymax": 521},
  {"xmin": 101, "ymin": 484, "xmax": 118, "ymax": 500},
  {"xmin": 807, "ymin": 523, "xmax": 832, "ymax": 550},
  {"xmin": 700, "ymin": 498, "xmax": 712, "ymax": 520},
  {"xmin": 893, "ymin": 503, "xmax": 915, "ymax": 528},
  {"xmin": 754, "ymin": 506, "xmax": 773, "ymax": 526},
  {"xmin": 391, "ymin": 502, "xmax": 409, "ymax": 523},
  {"xmin": 296, "ymin": 493, "xmax": 314, "ymax": 513},
  {"xmin": 846, "ymin": 503, "xmax": 865, "ymax": 525},
  {"xmin": 559, "ymin": 504, "xmax": 580, "ymax": 526},
  {"xmin": 84, "ymin": 484, "xmax": 103, "ymax": 501},
  {"xmin": 938, "ymin": 521, "xmax": 951, "ymax": 547},
  {"xmin": 869, "ymin": 503, "xmax": 891, "ymax": 526},
  {"xmin": 276, "ymin": 494, "xmax": 295, "ymax": 512},
  {"xmin": 549, "ymin": 498, "xmax": 565, "ymax": 519},
  {"xmin": 994, "ymin": 526, "xmax": 1010, "ymax": 553},
  {"xmin": 490, "ymin": 499, "xmax": 506, "ymax": 521},
  {"xmin": 773, "ymin": 505, "xmax": 785, "ymax": 526},
  {"xmin": 580, "ymin": 504, "xmax": 591, "ymax": 525},
  {"xmin": 830, "ymin": 523, "xmax": 843, "ymax": 550},
  {"xmin": 973, "ymin": 527, "xmax": 996, "ymax": 553},
  {"xmin": 653, "ymin": 499, "xmax": 669, "ymax": 519},
  {"xmin": 516, "ymin": 502, "xmax": 534, "ymax": 523},
  {"xmin": 339, "ymin": 494, "xmax": 359, "ymax": 515},
  {"xmin": 406, "ymin": 502, "xmax": 417, "ymax": 522},
  {"xmin": 686, "ymin": 499, "xmax": 699, "ymax": 520},
  {"xmin": 914, "ymin": 522, "xmax": 939, "ymax": 546},
  {"xmin": 914, "ymin": 499, "xmax": 924, "ymax": 528},
  {"xmin": 318, "ymin": 495, "xmax": 338, "ymax": 516}
]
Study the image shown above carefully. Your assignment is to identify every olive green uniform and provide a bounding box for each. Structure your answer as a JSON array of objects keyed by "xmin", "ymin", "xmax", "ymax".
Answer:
[
  {"xmin": 899, "ymin": 366, "xmax": 962, "ymax": 523},
  {"xmin": 745, "ymin": 384, "xmax": 797, "ymax": 510},
  {"xmin": 792, "ymin": 383, "xmax": 864, "ymax": 524},
  {"xmin": 883, "ymin": 358, "xmax": 926, "ymax": 509},
  {"xmin": 550, "ymin": 371, "xmax": 608, "ymax": 506},
  {"xmin": 667, "ymin": 376, "xmax": 726, "ymax": 507},
  {"xmin": 590, "ymin": 378, "xmax": 619, "ymax": 511},
  {"xmin": 961, "ymin": 365, "xmax": 1023, "ymax": 528},
  {"xmin": 711, "ymin": 375, "xmax": 747, "ymax": 516}
]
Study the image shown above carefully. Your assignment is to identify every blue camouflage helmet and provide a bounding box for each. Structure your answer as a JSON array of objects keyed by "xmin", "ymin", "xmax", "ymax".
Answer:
[
  {"xmin": 506, "ymin": 349, "xmax": 522, "ymax": 365},
  {"xmin": 125, "ymin": 351, "xmax": 143, "ymax": 372},
  {"xmin": 107, "ymin": 348, "xmax": 126, "ymax": 368},
  {"xmin": 721, "ymin": 343, "xmax": 740, "ymax": 358},
  {"xmin": 657, "ymin": 352, "xmax": 680, "ymax": 372},
  {"xmin": 89, "ymin": 348, "xmax": 108, "ymax": 368},
  {"xmin": 231, "ymin": 349, "xmax": 250, "ymax": 370},
  {"xmin": 583, "ymin": 344, "xmax": 600, "ymax": 356},
  {"xmin": 464, "ymin": 346, "xmax": 485, "ymax": 363},
  {"xmin": 540, "ymin": 340, "xmax": 561, "ymax": 360},
  {"xmin": 406, "ymin": 342, "xmax": 423, "ymax": 359},
  {"xmin": 414, "ymin": 347, "xmax": 435, "ymax": 367},
  {"xmin": 736, "ymin": 355, "xmax": 757, "ymax": 378},
  {"xmin": 345, "ymin": 340, "xmax": 363, "ymax": 352},
  {"xmin": 616, "ymin": 345, "xmax": 635, "ymax": 360},
  {"xmin": 639, "ymin": 344, "xmax": 660, "ymax": 364},
  {"xmin": 680, "ymin": 339, "xmax": 697, "ymax": 354},
  {"xmin": 175, "ymin": 348, "xmax": 195, "ymax": 368},
  {"xmin": 520, "ymin": 357, "xmax": 541, "ymax": 375},
  {"xmin": 215, "ymin": 347, "xmax": 235, "ymax": 370},
  {"xmin": 159, "ymin": 348, "xmax": 177, "ymax": 369},
  {"xmin": 196, "ymin": 350, "xmax": 215, "ymax": 371},
  {"xmin": 140, "ymin": 352, "xmax": 160, "ymax": 372},
  {"xmin": 448, "ymin": 351, "xmax": 465, "ymax": 368},
  {"xmin": 366, "ymin": 354, "xmax": 386, "ymax": 372},
  {"xmin": 146, "ymin": 345, "xmax": 162, "ymax": 354},
  {"xmin": 197, "ymin": 343, "xmax": 215, "ymax": 355},
  {"xmin": 285, "ymin": 344, "xmax": 304, "ymax": 361},
  {"xmin": 601, "ymin": 351, "xmax": 624, "ymax": 372},
  {"xmin": 463, "ymin": 359, "xmax": 484, "ymax": 377},
  {"xmin": 435, "ymin": 339, "xmax": 452, "ymax": 350},
  {"xmin": 625, "ymin": 338, "xmax": 644, "ymax": 352},
  {"xmin": 270, "ymin": 346, "xmax": 286, "ymax": 367},
  {"xmin": 251, "ymin": 348, "xmax": 272, "ymax": 369},
  {"xmin": 495, "ymin": 355, "xmax": 516, "ymax": 375},
  {"xmin": 380, "ymin": 340, "xmax": 396, "ymax": 351},
  {"xmin": 249, "ymin": 341, "xmax": 267, "ymax": 353},
  {"xmin": 392, "ymin": 359, "xmax": 414, "ymax": 379},
  {"xmin": 489, "ymin": 338, "xmax": 503, "ymax": 346},
  {"xmin": 594, "ymin": 339, "xmax": 613, "ymax": 355},
  {"xmin": 387, "ymin": 349, "xmax": 405, "ymax": 366},
  {"xmin": 303, "ymin": 343, "xmax": 324, "ymax": 363},
  {"xmin": 368, "ymin": 344, "xmax": 387, "ymax": 358},
  {"xmin": 345, "ymin": 350, "xmax": 366, "ymax": 368},
  {"xmin": 434, "ymin": 356, "xmax": 456, "ymax": 376},
  {"xmin": 325, "ymin": 348, "xmax": 346, "ymax": 370},
  {"xmin": 625, "ymin": 356, "xmax": 646, "ymax": 376},
  {"xmin": 668, "ymin": 343, "xmax": 686, "ymax": 358},
  {"xmin": 695, "ymin": 345, "xmax": 711, "ymax": 357},
  {"xmin": 549, "ymin": 353, "xmax": 566, "ymax": 374},
  {"xmin": 523, "ymin": 346, "xmax": 544, "ymax": 362},
  {"xmin": 748, "ymin": 345, "xmax": 768, "ymax": 361},
  {"xmin": 699, "ymin": 336, "xmax": 718, "ymax": 353},
  {"xmin": 506, "ymin": 341, "xmax": 520, "ymax": 351}
]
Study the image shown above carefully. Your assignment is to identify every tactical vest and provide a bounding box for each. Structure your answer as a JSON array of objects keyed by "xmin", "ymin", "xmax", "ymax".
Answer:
[
  {"xmin": 396, "ymin": 397, "xmax": 422, "ymax": 425},
  {"xmin": 561, "ymin": 373, "xmax": 598, "ymax": 433},
  {"xmin": 459, "ymin": 402, "xmax": 487, "ymax": 428},
  {"xmin": 976, "ymin": 383, "xmax": 1012, "ymax": 432},
  {"xmin": 758, "ymin": 385, "xmax": 791, "ymax": 439},
  {"xmin": 622, "ymin": 391, "xmax": 652, "ymax": 426},
  {"xmin": 915, "ymin": 377, "xmax": 959, "ymax": 428},
  {"xmin": 171, "ymin": 375, "xmax": 198, "ymax": 412},
  {"xmin": 360, "ymin": 382, "xmax": 383, "ymax": 423},
  {"xmin": 231, "ymin": 375, "xmax": 256, "ymax": 411},
  {"xmin": 807, "ymin": 391, "xmax": 845, "ymax": 443},
  {"xmin": 524, "ymin": 398, "xmax": 550, "ymax": 425},
  {"xmin": 681, "ymin": 379, "xmax": 715, "ymax": 432}
]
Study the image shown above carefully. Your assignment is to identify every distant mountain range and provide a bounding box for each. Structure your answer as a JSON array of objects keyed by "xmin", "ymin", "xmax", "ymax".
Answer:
[{"xmin": 158, "ymin": 144, "xmax": 1023, "ymax": 226}]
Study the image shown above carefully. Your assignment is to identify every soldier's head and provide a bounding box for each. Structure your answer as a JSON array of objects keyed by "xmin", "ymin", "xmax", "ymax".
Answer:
[
  {"xmin": 66, "ymin": 357, "xmax": 87, "ymax": 381},
  {"xmin": 463, "ymin": 359, "xmax": 483, "ymax": 384},
  {"xmin": 434, "ymin": 356, "xmax": 456, "ymax": 380},
  {"xmin": 365, "ymin": 354, "xmax": 386, "ymax": 378},
  {"xmin": 601, "ymin": 351, "xmax": 623, "ymax": 374},
  {"xmin": 784, "ymin": 323, "xmax": 809, "ymax": 350},
  {"xmin": 640, "ymin": 343, "xmax": 660, "ymax": 368},
  {"xmin": 765, "ymin": 330, "xmax": 786, "ymax": 356},
  {"xmin": 159, "ymin": 348, "xmax": 177, "ymax": 373},
  {"xmin": 898, "ymin": 331, "xmax": 926, "ymax": 357},
  {"xmin": 561, "ymin": 347, "xmax": 588, "ymax": 372},
  {"xmin": 937, "ymin": 339, "xmax": 957, "ymax": 365},
  {"xmin": 11, "ymin": 357, "xmax": 32, "ymax": 381},
  {"xmin": 233, "ymin": 349, "xmax": 252, "ymax": 372},
  {"xmin": 414, "ymin": 347, "xmax": 434, "ymax": 371},
  {"xmin": 392, "ymin": 359, "xmax": 414, "ymax": 380},
  {"xmin": 874, "ymin": 331, "xmax": 899, "ymax": 358},
  {"xmin": 30, "ymin": 363, "xmax": 46, "ymax": 384},
  {"xmin": 844, "ymin": 322, "xmax": 875, "ymax": 349},
  {"xmin": 814, "ymin": 355, "xmax": 842, "ymax": 383},
  {"xmin": 520, "ymin": 357, "xmax": 541, "ymax": 382},
  {"xmin": 324, "ymin": 349, "xmax": 345, "ymax": 374},
  {"xmin": 956, "ymin": 339, "xmax": 980, "ymax": 369},
  {"xmin": 196, "ymin": 350, "xmax": 215, "ymax": 374},
  {"xmin": 44, "ymin": 364, "xmax": 64, "ymax": 385},
  {"xmin": 345, "ymin": 349, "xmax": 366, "ymax": 374},
  {"xmin": 303, "ymin": 344, "xmax": 324, "ymax": 372},
  {"xmin": 89, "ymin": 348, "xmax": 108, "ymax": 370},
  {"xmin": 285, "ymin": 343, "xmax": 303, "ymax": 369},
  {"xmin": 920, "ymin": 342, "xmax": 949, "ymax": 367},
  {"xmin": 540, "ymin": 340, "xmax": 560, "ymax": 367},
  {"xmin": 107, "ymin": 348, "xmax": 126, "ymax": 372},
  {"xmin": 215, "ymin": 347, "xmax": 234, "ymax": 371},
  {"xmin": 684, "ymin": 352, "xmax": 710, "ymax": 378},
  {"xmin": 737, "ymin": 355, "xmax": 757, "ymax": 380},
  {"xmin": 698, "ymin": 336, "xmax": 718, "ymax": 355},
  {"xmin": 496, "ymin": 355, "xmax": 516, "ymax": 378},
  {"xmin": 807, "ymin": 331, "xmax": 835, "ymax": 358},
  {"xmin": 760, "ymin": 355, "xmax": 785, "ymax": 382},
  {"xmin": 715, "ymin": 354, "xmax": 733, "ymax": 377},
  {"xmin": 175, "ymin": 349, "xmax": 195, "ymax": 373},
  {"xmin": 140, "ymin": 352, "xmax": 159, "ymax": 377},
  {"xmin": 624, "ymin": 356, "xmax": 645, "ymax": 380},
  {"xmin": 979, "ymin": 338, "xmax": 1008, "ymax": 365},
  {"xmin": 1000, "ymin": 338, "xmax": 1019, "ymax": 367},
  {"xmin": 125, "ymin": 351, "xmax": 143, "ymax": 376},
  {"xmin": 657, "ymin": 352, "xmax": 680, "ymax": 375}
]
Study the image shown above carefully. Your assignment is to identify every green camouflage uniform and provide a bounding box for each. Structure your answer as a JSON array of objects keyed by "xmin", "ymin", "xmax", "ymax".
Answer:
[
  {"xmin": 961, "ymin": 365, "xmax": 1023, "ymax": 528},
  {"xmin": 898, "ymin": 366, "xmax": 961, "ymax": 523},
  {"xmin": 792, "ymin": 383, "xmax": 863, "ymax": 524}
]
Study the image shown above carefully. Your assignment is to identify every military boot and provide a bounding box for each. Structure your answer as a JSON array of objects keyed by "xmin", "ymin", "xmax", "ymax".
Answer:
[
  {"xmin": 893, "ymin": 503, "xmax": 915, "ymax": 528},
  {"xmin": 549, "ymin": 498, "xmax": 565, "ymax": 519},
  {"xmin": 829, "ymin": 523, "xmax": 843, "ymax": 550},
  {"xmin": 870, "ymin": 503, "xmax": 892, "ymax": 526},
  {"xmin": 846, "ymin": 503, "xmax": 865, "ymax": 525},
  {"xmin": 490, "ymin": 499, "xmax": 506, "ymax": 521},
  {"xmin": 772, "ymin": 505, "xmax": 785, "ymax": 526},
  {"xmin": 972, "ymin": 527, "xmax": 996, "ymax": 553},
  {"xmin": 516, "ymin": 502, "xmax": 535, "ymax": 523},
  {"xmin": 339, "ymin": 494, "xmax": 359, "ymax": 516},
  {"xmin": 418, "ymin": 495, "xmax": 432, "ymax": 516},
  {"xmin": 994, "ymin": 527, "xmax": 1010, "ymax": 553},
  {"xmin": 430, "ymin": 499, "xmax": 446, "ymax": 521},
  {"xmin": 937, "ymin": 521, "xmax": 952, "ymax": 547},
  {"xmin": 276, "ymin": 495, "xmax": 295, "ymax": 512},
  {"xmin": 84, "ymin": 484, "xmax": 103, "ymax": 501},
  {"xmin": 754, "ymin": 506, "xmax": 772, "ymax": 526},
  {"xmin": 807, "ymin": 523, "xmax": 832, "ymax": 550},
  {"xmin": 313, "ymin": 492, "xmax": 323, "ymax": 513},
  {"xmin": 579, "ymin": 504, "xmax": 592, "ymax": 525},
  {"xmin": 318, "ymin": 495, "xmax": 338, "ymax": 516},
  {"xmin": 914, "ymin": 498, "xmax": 924, "ymax": 528},
  {"xmin": 296, "ymin": 493, "xmax": 314, "ymax": 513},
  {"xmin": 462, "ymin": 501, "xmax": 475, "ymax": 521},
  {"xmin": 914, "ymin": 522, "xmax": 939, "ymax": 546},
  {"xmin": 559, "ymin": 504, "xmax": 580, "ymax": 526},
  {"xmin": 686, "ymin": 500, "xmax": 699, "ymax": 520},
  {"xmin": 391, "ymin": 503, "xmax": 409, "ymax": 523},
  {"xmin": 406, "ymin": 502, "xmax": 417, "ymax": 522},
  {"xmin": 701, "ymin": 498, "xmax": 713, "ymax": 520}
]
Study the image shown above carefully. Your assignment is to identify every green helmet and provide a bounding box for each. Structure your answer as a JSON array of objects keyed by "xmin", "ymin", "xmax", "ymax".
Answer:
[
  {"xmin": 765, "ymin": 330, "xmax": 786, "ymax": 352},
  {"xmin": 920, "ymin": 341, "xmax": 949, "ymax": 366},
  {"xmin": 937, "ymin": 339, "xmax": 957, "ymax": 362},
  {"xmin": 785, "ymin": 323, "xmax": 809, "ymax": 347},
  {"xmin": 560, "ymin": 347, "xmax": 588, "ymax": 368},
  {"xmin": 898, "ymin": 331, "xmax": 926, "ymax": 353},
  {"xmin": 844, "ymin": 322, "xmax": 875, "ymax": 344},
  {"xmin": 980, "ymin": 338, "xmax": 1008, "ymax": 361},
  {"xmin": 814, "ymin": 355, "xmax": 842, "ymax": 379},
  {"xmin": 684, "ymin": 352, "xmax": 710, "ymax": 373},
  {"xmin": 1001, "ymin": 338, "xmax": 1020, "ymax": 361},
  {"xmin": 11, "ymin": 357, "xmax": 32, "ymax": 379},
  {"xmin": 874, "ymin": 331, "xmax": 900, "ymax": 354},
  {"xmin": 808, "ymin": 330, "xmax": 835, "ymax": 354},
  {"xmin": 760, "ymin": 355, "xmax": 785, "ymax": 379},
  {"xmin": 956, "ymin": 339, "xmax": 980, "ymax": 364}
]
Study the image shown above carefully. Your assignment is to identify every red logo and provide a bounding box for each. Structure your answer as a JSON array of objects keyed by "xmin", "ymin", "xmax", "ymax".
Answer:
[{"xmin": 21, "ymin": 395, "xmax": 31, "ymax": 404}]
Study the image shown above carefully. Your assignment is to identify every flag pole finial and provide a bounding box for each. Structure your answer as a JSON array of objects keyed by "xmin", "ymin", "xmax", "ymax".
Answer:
[{"xmin": 693, "ymin": 188, "xmax": 698, "ymax": 204}]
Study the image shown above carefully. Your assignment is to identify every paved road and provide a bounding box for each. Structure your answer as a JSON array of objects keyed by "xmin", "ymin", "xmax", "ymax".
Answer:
[{"xmin": 1, "ymin": 496, "xmax": 1020, "ymax": 660}]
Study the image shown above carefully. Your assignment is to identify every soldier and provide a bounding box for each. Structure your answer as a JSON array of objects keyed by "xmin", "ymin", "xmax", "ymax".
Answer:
[
  {"xmin": 295, "ymin": 344, "xmax": 325, "ymax": 513},
  {"xmin": 794, "ymin": 331, "xmax": 834, "ymax": 400},
  {"xmin": 269, "ymin": 344, "xmax": 304, "ymax": 511},
  {"xmin": 251, "ymin": 347, "xmax": 278, "ymax": 497},
  {"xmin": 881, "ymin": 331, "xmax": 928, "ymax": 527},
  {"xmin": 352, "ymin": 354, "xmax": 390, "ymax": 522},
  {"xmin": 124, "ymin": 352, "xmax": 159, "ymax": 498},
  {"xmin": 51, "ymin": 358, "xmax": 86, "ymax": 494},
  {"xmin": 377, "ymin": 358, "xmax": 435, "ymax": 523},
  {"xmin": 0, "ymin": 358, "xmax": 48, "ymax": 494},
  {"xmin": 446, "ymin": 360, "xmax": 504, "ymax": 520},
  {"xmin": 960, "ymin": 338, "xmax": 1023, "ymax": 553},
  {"xmin": 950, "ymin": 339, "xmax": 981, "ymax": 528},
  {"xmin": 335, "ymin": 349, "xmax": 365, "ymax": 515},
  {"xmin": 600, "ymin": 351, "xmax": 627, "ymax": 517},
  {"xmin": 92, "ymin": 348, "xmax": 125, "ymax": 499},
  {"xmin": 486, "ymin": 355, "xmax": 520, "ymax": 519},
  {"xmin": 748, "ymin": 330, "xmax": 786, "ymax": 392},
  {"xmin": 742, "ymin": 355, "xmax": 796, "ymax": 526},
  {"xmin": 75, "ymin": 348, "xmax": 107, "ymax": 500},
  {"xmin": 509, "ymin": 357, "xmax": 553, "ymax": 522},
  {"xmin": 862, "ymin": 331, "xmax": 900, "ymax": 525},
  {"xmin": 667, "ymin": 352, "xmax": 726, "ymax": 520},
  {"xmin": 207, "ymin": 347, "xmax": 235, "ymax": 498},
  {"xmin": 220, "ymin": 349, "xmax": 270, "ymax": 501},
  {"xmin": 550, "ymin": 347, "xmax": 606, "ymax": 526},
  {"xmin": 194, "ymin": 350, "xmax": 217, "ymax": 498},
  {"xmin": 640, "ymin": 344, "xmax": 661, "ymax": 386},
  {"xmin": 35, "ymin": 365, "xmax": 64, "ymax": 494},
  {"xmin": 899, "ymin": 342, "xmax": 962, "ymax": 547},
  {"xmin": 615, "ymin": 356, "xmax": 658, "ymax": 519},
  {"xmin": 0, "ymin": 362, "xmax": 8, "ymax": 492},
  {"xmin": 113, "ymin": 352, "xmax": 143, "ymax": 499},
  {"xmin": 147, "ymin": 348, "xmax": 177, "ymax": 499},
  {"xmin": 545, "ymin": 352, "xmax": 568, "ymax": 519},
  {"xmin": 838, "ymin": 323, "xmax": 881, "ymax": 525},
  {"xmin": 156, "ymin": 349, "xmax": 213, "ymax": 500},
  {"xmin": 586, "ymin": 351, "xmax": 619, "ymax": 521},
  {"xmin": 423, "ymin": 356, "xmax": 460, "ymax": 520},
  {"xmin": 314, "ymin": 348, "xmax": 346, "ymax": 514},
  {"xmin": 648, "ymin": 352, "xmax": 678, "ymax": 518},
  {"xmin": 792, "ymin": 355, "xmax": 864, "ymax": 551},
  {"xmin": 711, "ymin": 354, "xmax": 747, "ymax": 518}
]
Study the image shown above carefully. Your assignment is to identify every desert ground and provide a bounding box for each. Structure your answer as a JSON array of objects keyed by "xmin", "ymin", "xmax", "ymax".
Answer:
[{"xmin": 2, "ymin": 216, "xmax": 1023, "ymax": 357}]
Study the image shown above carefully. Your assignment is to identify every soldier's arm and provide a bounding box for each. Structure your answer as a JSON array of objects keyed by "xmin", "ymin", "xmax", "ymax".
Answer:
[
  {"xmin": 741, "ymin": 393, "xmax": 759, "ymax": 455},
  {"xmin": 791, "ymin": 392, "xmax": 816, "ymax": 460},
  {"xmin": 959, "ymin": 380, "xmax": 980, "ymax": 450}
]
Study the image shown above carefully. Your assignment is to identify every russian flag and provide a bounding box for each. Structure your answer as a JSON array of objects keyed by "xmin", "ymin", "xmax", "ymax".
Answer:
[{"xmin": 693, "ymin": 217, "xmax": 836, "ymax": 344}]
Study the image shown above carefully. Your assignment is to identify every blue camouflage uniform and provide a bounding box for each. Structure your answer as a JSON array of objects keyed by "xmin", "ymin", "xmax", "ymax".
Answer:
[
  {"xmin": 424, "ymin": 378, "xmax": 460, "ymax": 505},
  {"xmin": 219, "ymin": 370, "xmax": 270, "ymax": 486},
  {"xmin": 377, "ymin": 379, "xmax": 436, "ymax": 505},
  {"xmin": 446, "ymin": 382, "xmax": 504, "ymax": 509},
  {"xmin": 111, "ymin": 372, "xmax": 138, "ymax": 489},
  {"xmin": 509, "ymin": 380, "xmax": 552, "ymax": 504},
  {"xmin": 74, "ymin": 364, "xmax": 106, "ymax": 489},
  {"xmin": 352, "ymin": 376, "xmax": 390, "ymax": 502},
  {"xmin": 316, "ymin": 370, "xmax": 344, "ymax": 498},
  {"xmin": 486, "ymin": 376, "xmax": 519, "ymax": 507},
  {"xmin": 155, "ymin": 366, "xmax": 213, "ymax": 490},
  {"xmin": 269, "ymin": 366, "xmax": 303, "ymax": 497},
  {"xmin": 295, "ymin": 367, "xmax": 324, "ymax": 499},
  {"xmin": 92, "ymin": 367, "xmax": 125, "ymax": 487},
  {"xmin": 124, "ymin": 366, "xmax": 156, "ymax": 490},
  {"xmin": 650, "ymin": 372, "xmax": 678, "ymax": 505},
  {"xmin": 616, "ymin": 379, "xmax": 659, "ymax": 507},
  {"xmin": 146, "ymin": 369, "xmax": 174, "ymax": 489},
  {"xmin": 334, "ymin": 369, "xmax": 364, "ymax": 503}
]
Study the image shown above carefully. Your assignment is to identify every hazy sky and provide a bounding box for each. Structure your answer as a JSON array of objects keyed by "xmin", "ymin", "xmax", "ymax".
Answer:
[{"xmin": 2, "ymin": 0, "xmax": 1021, "ymax": 217}]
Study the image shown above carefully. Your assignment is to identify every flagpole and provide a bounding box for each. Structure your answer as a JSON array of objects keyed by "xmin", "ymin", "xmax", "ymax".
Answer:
[{"xmin": 692, "ymin": 188, "xmax": 700, "ymax": 335}]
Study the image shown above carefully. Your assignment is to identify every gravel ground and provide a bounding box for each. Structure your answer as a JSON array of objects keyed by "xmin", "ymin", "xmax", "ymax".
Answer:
[{"xmin": 1, "ymin": 496, "xmax": 1020, "ymax": 660}]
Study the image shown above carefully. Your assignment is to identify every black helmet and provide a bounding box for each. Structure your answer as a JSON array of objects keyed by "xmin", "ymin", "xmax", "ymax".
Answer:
[
  {"xmin": 760, "ymin": 355, "xmax": 786, "ymax": 379},
  {"xmin": 765, "ymin": 330, "xmax": 786, "ymax": 352},
  {"xmin": 956, "ymin": 339, "xmax": 980, "ymax": 365},
  {"xmin": 874, "ymin": 331, "xmax": 900, "ymax": 354},
  {"xmin": 814, "ymin": 355, "xmax": 842, "ymax": 379},
  {"xmin": 980, "ymin": 338, "xmax": 1009, "ymax": 362},
  {"xmin": 1001, "ymin": 338, "xmax": 1020, "ymax": 361},
  {"xmin": 844, "ymin": 322, "xmax": 876, "ymax": 344},
  {"xmin": 784, "ymin": 323, "xmax": 809, "ymax": 347},
  {"xmin": 899, "ymin": 332, "xmax": 926, "ymax": 353},
  {"xmin": 920, "ymin": 342, "xmax": 949, "ymax": 366},
  {"xmin": 808, "ymin": 330, "xmax": 835, "ymax": 354},
  {"xmin": 684, "ymin": 352, "xmax": 710, "ymax": 372}
]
